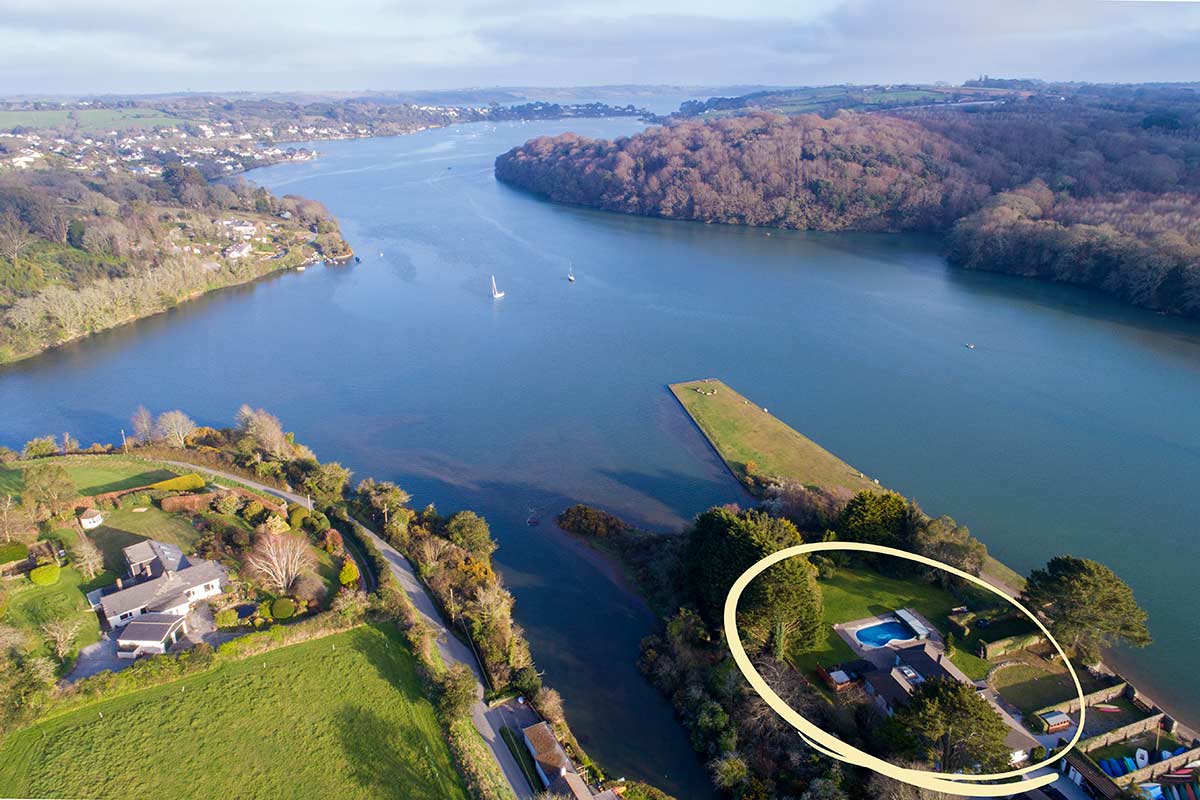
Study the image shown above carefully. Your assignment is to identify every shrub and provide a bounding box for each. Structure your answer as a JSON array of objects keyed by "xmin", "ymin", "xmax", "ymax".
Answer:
[
  {"xmin": 556, "ymin": 504, "xmax": 629, "ymax": 538},
  {"xmin": 214, "ymin": 608, "xmax": 238, "ymax": 628},
  {"xmin": 22, "ymin": 436, "xmax": 58, "ymax": 458},
  {"xmin": 0, "ymin": 542, "xmax": 28, "ymax": 564},
  {"xmin": 120, "ymin": 493, "xmax": 150, "ymax": 510},
  {"xmin": 512, "ymin": 665, "xmax": 542, "ymax": 698},
  {"xmin": 304, "ymin": 510, "xmax": 330, "ymax": 534},
  {"xmin": 271, "ymin": 597, "xmax": 296, "ymax": 619},
  {"xmin": 322, "ymin": 528, "xmax": 343, "ymax": 553},
  {"xmin": 213, "ymin": 492, "xmax": 241, "ymax": 516},
  {"xmin": 339, "ymin": 559, "xmax": 360, "ymax": 587},
  {"xmin": 240, "ymin": 501, "xmax": 265, "ymax": 525},
  {"xmin": 1031, "ymin": 745, "xmax": 1047, "ymax": 762},
  {"xmin": 149, "ymin": 473, "xmax": 207, "ymax": 492},
  {"xmin": 288, "ymin": 506, "xmax": 310, "ymax": 530},
  {"xmin": 29, "ymin": 563, "xmax": 61, "ymax": 586}
]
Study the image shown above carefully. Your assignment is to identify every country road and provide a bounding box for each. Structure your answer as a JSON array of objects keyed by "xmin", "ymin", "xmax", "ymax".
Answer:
[
  {"xmin": 154, "ymin": 459, "xmax": 314, "ymax": 509},
  {"xmin": 346, "ymin": 517, "xmax": 534, "ymax": 799}
]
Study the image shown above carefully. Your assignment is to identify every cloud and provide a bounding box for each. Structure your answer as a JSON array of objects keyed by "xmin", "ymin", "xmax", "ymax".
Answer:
[{"xmin": 0, "ymin": 0, "xmax": 1197, "ymax": 95}]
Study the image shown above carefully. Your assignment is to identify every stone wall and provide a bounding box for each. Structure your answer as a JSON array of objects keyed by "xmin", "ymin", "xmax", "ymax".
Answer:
[
  {"xmin": 1081, "ymin": 712, "xmax": 1164, "ymax": 751},
  {"xmin": 1033, "ymin": 681, "xmax": 1128, "ymax": 720},
  {"xmin": 1114, "ymin": 745, "xmax": 1200, "ymax": 787}
]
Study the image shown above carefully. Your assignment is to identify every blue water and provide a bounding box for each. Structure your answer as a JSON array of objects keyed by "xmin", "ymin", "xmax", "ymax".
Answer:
[
  {"xmin": 4, "ymin": 117, "xmax": 1200, "ymax": 794},
  {"xmin": 855, "ymin": 620, "xmax": 917, "ymax": 648}
]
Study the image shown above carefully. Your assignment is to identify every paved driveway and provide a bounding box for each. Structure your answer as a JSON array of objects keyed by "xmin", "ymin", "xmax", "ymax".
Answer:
[{"xmin": 69, "ymin": 635, "xmax": 125, "ymax": 681}]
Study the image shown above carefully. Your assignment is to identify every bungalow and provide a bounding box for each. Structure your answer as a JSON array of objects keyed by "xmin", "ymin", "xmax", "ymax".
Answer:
[
  {"xmin": 96, "ymin": 539, "xmax": 225, "ymax": 629},
  {"xmin": 79, "ymin": 508, "xmax": 104, "ymax": 530},
  {"xmin": 116, "ymin": 613, "xmax": 188, "ymax": 659},
  {"xmin": 522, "ymin": 722, "xmax": 618, "ymax": 800}
]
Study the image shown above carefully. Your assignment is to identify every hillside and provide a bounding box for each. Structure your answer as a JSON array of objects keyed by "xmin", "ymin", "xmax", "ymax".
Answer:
[{"xmin": 495, "ymin": 85, "xmax": 1200, "ymax": 318}]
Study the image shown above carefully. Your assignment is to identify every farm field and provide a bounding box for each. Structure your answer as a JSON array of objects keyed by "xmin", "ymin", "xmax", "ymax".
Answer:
[
  {"xmin": 0, "ymin": 108, "xmax": 184, "ymax": 131},
  {"xmin": 0, "ymin": 624, "xmax": 469, "ymax": 800}
]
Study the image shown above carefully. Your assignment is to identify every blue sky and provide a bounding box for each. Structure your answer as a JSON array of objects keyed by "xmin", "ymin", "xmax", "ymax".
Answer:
[{"xmin": 1, "ymin": 0, "xmax": 1199, "ymax": 95}]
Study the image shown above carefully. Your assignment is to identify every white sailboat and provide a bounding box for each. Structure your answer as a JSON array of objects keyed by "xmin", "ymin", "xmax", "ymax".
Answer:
[
  {"xmin": 568, "ymin": 262, "xmax": 575, "ymax": 282},
  {"xmin": 491, "ymin": 275, "xmax": 505, "ymax": 300}
]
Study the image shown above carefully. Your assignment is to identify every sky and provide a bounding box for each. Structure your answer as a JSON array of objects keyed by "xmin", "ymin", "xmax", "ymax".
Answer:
[{"xmin": 2, "ymin": 0, "xmax": 1200, "ymax": 96}]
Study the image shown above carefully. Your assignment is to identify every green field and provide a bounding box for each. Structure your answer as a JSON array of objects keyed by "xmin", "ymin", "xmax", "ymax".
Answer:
[
  {"xmin": 0, "ymin": 108, "xmax": 183, "ymax": 131},
  {"xmin": 669, "ymin": 378, "xmax": 1024, "ymax": 594},
  {"xmin": 790, "ymin": 566, "xmax": 991, "ymax": 680},
  {"xmin": 0, "ymin": 624, "xmax": 469, "ymax": 800},
  {"xmin": 670, "ymin": 379, "xmax": 879, "ymax": 493},
  {"xmin": 0, "ymin": 456, "xmax": 179, "ymax": 499}
]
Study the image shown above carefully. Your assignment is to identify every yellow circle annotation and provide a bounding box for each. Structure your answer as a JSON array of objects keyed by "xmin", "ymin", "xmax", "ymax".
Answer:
[{"xmin": 722, "ymin": 541, "xmax": 1084, "ymax": 797}]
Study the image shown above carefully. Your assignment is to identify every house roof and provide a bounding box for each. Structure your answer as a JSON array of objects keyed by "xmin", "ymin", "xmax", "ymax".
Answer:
[
  {"xmin": 100, "ymin": 560, "xmax": 224, "ymax": 619},
  {"xmin": 117, "ymin": 613, "xmax": 186, "ymax": 644},
  {"xmin": 895, "ymin": 642, "xmax": 972, "ymax": 684},
  {"xmin": 523, "ymin": 722, "xmax": 571, "ymax": 782},
  {"xmin": 549, "ymin": 772, "xmax": 592, "ymax": 800},
  {"xmin": 123, "ymin": 540, "xmax": 185, "ymax": 575},
  {"xmin": 866, "ymin": 669, "xmax": 914, "ymax": 709},
  {"xmin": 79, "ymin": 508, "xmax": 103, "ymax": 520}
]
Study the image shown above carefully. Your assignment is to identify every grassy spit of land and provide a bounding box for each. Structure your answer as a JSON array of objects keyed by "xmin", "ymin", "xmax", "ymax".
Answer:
[{"xmin": 668, "ymin": 378, "xmax": 1026, "ymax": 593}]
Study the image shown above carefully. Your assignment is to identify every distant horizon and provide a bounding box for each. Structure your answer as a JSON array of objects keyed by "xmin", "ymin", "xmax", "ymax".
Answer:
[
  {"xmin": 3, "ymin": 0, "xmax": 1198, "ymax": 96},
  {"xmin": 5, "ymin": 76, "xmax": 1200, "ymax": 105}
]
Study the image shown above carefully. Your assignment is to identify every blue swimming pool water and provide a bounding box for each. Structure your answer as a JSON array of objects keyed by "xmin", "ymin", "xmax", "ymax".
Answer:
[{"xmin": 855, "ymin": 619, "xmax": 916, "ymax": 648}]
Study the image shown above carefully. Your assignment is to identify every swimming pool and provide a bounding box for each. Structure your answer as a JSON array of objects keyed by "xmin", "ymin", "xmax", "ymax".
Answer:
[{"xmin": 855, "ymin": 619, "xmax": 917, "ymax": 648}]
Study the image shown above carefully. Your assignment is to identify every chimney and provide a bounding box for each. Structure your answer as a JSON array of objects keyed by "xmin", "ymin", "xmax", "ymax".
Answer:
[
  {"xmin": 116, "ymin": 577, "xmax": 123, "ymax": 589},
  {"xmin": 165, "ymin": 569, "xmax": 174, "ymax": 579}
]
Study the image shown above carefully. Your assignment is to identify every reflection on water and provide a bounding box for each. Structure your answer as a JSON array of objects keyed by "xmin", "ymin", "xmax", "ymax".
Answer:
[{"xmin": 3, "ymin": 118, "xmax": 1200, "ymax": 795}]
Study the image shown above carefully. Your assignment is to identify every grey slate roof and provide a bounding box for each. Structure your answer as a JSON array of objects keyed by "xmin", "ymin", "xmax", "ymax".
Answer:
[
  {"xmin": 100, "ymin": 559, "xmax": 225, "ymax": 619},
  {"xmin": 117, "ymin": 613, "xmax": 186, "ymax": 644},
  {"xmin": 123, "ymin": 540, "xmax": 185, "ymax": 575}
]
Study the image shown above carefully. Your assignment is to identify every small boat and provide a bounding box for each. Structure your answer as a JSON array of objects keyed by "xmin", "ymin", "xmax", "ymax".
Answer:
[
  {"xmin": 1125, "ymin": 756, "xmax": 1139, "ymax": 772},
  {"xmin": 491, "ymin": 275, "xmax": 505, "ymax": 300},
  {"xmin": 1095, "ymin": 703, "xmax": 1122, "ymax": 713},
  {"xmin": 296, "ymin": 265, "xmax": 305, "ymax": 272},
  {"xmin": 1138, "ymin": 748, "xmax": 1151, "ymax": 769},
  {"xmin": 965, "ymin": 343, "xmax": 976, "ymax": 350},
  {"xmin": 526, "ymin": 515, "xmax": 539, "ymax": 526},
  {"xmin": 354, "ymin": 256, "xmax": 361, "ymax": 263},
  {"xmin": 567, "ymin": 263, "xmax": 575, "ymax": 282}
]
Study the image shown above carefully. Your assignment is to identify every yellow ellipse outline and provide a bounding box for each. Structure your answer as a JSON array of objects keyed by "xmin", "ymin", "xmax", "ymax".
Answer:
[{"xmin": 723, "ymin": 541, "xmax": 1085, "ymax": 797}]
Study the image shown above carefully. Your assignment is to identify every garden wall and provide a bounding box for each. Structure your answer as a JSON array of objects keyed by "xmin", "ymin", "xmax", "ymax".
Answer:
[
  {"xmin": 1034, "ymin": 681, "xmax": 1128, "ymax": 720},
  {"xmin": 981, "ymin": 632, "xmax": 1044, "ymax": 659},
  {"xmin": 1081, "ymin": 712, "xmax": 1164, "ymax": 751},
  {"xmin": 1115, "ymin": 746, "xmax": 1200, "ymax": 787}
]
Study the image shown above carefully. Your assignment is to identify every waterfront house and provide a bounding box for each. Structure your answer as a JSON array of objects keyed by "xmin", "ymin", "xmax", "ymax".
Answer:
[
  {"xmin": 95, "ymin": 539, "xmax": 225, "ymax": 629},
  {"xmin": 521, "ymin": 722, "xmax": 619, "ymax": 799},
  {"xmin": 224, "ymin": 241, "xmax": 252, "ymax": 259}
]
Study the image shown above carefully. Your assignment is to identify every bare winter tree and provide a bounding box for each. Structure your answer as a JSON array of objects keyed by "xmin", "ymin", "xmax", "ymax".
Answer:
[
  {"xmin": 0, "ymin": 494, "xmax": 29, "ymax": 543},
  {"xmin": 41, "ymin": 618, "xmax": 82, "ymax": 662},
  {"xmin": 155, "ymin": 410, "xmax": 196, "ymax": 448},
  {"xmin": 0, "ymin": 211, "xmax": 35, "ymax": 265},
  {"xmin": 72, "ymin": 535, "xmax": 104, "ymax": 580},
  {"xmin": 0, "ymin": 623, "xmax": 25, "ymax": 657},
  {"xmin": 25, "ymin": 656, "xmax": 57, "ymax": 686},
  {"xmin": 246, "ymin": 532, "xmax": 315, "ymax": 594},
  {"xmin": 131, "ymin": 405, "xmax": 155, "ymax": 443},
  {"xmin": 236, "ymin": 405, "xmax": 290, "ymax": 458}
]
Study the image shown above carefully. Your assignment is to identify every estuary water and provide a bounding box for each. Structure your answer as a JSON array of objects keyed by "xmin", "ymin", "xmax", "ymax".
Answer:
[{"xmin": 3, "ymin": 117, "xmax": 1200, "ymax": 795}]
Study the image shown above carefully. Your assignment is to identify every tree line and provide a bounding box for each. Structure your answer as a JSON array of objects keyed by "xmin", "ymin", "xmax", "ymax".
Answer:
[{"xmin": 495, "ymin": 87, "xmax": 1200, "ymax": 318}]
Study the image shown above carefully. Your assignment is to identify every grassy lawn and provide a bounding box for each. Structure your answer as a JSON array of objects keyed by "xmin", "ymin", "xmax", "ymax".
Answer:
[
  {"xmin": 0, "ymin": 564, "xmax": 102, "ymax": 669},
  {"xmin": 500, "ymin": 726, "xmax": 540, "ymax": 792},
  {"xmin": 790, "ymin": 566, "xmax": 989, "ymax": 679},
  {"xmin": 0, "ymin": 624, "xmax": 469, "ymax": 800},
  {"xmin": 88, "ymin": 507, "xmax": 201, "ymax": 572},
  {"xmin": 991, "ymin": 661, "xmax": 1076, "ymax": 716},
  {"xmin": 0, "ymin": 456, "xmax": 179, "ymax": 499},
  {"xmin": 670, "ymin": 379, "xmax": 879, "ymax": 493}
]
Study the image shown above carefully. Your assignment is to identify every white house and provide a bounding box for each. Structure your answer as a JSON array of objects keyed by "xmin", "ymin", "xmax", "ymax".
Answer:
[
  {"xmin": 116, "ymin": 613, "xmax": 189, "ymax": 659},
  {"xmin": 224, "ymin": 241, "xmax": 252, "ymax": 259},
  {"xmin": 79, "ymin": 508, "xmax": 104, "ymax": 530},
  {"xmin": 96, "ymin": 540, "xmax": 225, "ymax": 630}
]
